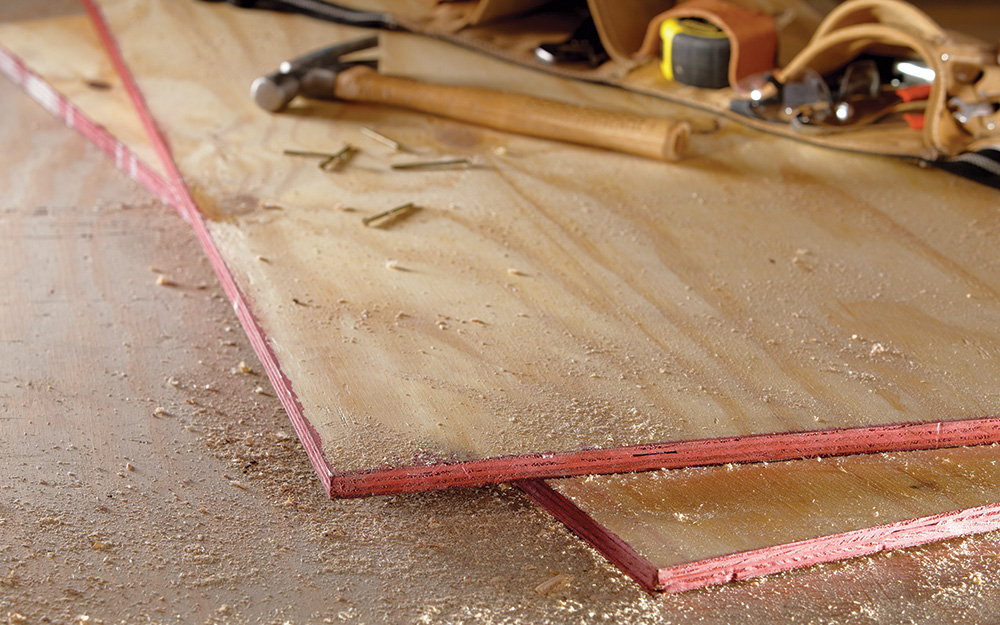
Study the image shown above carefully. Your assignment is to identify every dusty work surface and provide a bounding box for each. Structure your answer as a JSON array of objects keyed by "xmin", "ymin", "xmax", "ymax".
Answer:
[
  {"xmin": 29, "ymin": 0, "xmax": 1000, "ymax": 495},
  {"xmin": 7, "ymin": 0, "xmax": 1000, "ymax": 598},
  {"xmin": 7, "ymin": 57, "xmax": 1000, "ymax": 625}
]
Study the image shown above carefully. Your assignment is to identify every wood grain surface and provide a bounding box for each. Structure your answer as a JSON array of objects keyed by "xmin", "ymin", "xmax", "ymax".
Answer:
[
  {"xmin": 388, "ymin": 8, "xmax": 1000, "ymax": 594},
  {"xmin": 7, "ymin": 0, "xmax": 1000, "ymax": 495}
]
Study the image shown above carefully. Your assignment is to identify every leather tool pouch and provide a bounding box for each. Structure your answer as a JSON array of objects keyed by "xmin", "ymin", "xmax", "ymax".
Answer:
[
  {"xmin": 378, "ymin": 0, "xmax": 1000, "ymax": 166},
  {"xmin": 751, "ymin": 0, "xmax": 1000, "ymax": 159}
]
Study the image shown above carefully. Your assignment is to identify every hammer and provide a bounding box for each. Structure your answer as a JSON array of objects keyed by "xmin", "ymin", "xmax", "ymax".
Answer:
[{"xmin": 251, "ymin": 37, "xmax": 691, "ymax": 161}]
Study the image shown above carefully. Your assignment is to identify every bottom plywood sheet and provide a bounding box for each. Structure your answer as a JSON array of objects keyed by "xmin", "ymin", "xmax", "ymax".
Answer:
[
  {"xmin": 5, "ymin": 3, "xmax": 1000, "ymax": 595},
  {"xmin": 526, "ymin": 445, "xmax": 1000, "ymax": 592}
]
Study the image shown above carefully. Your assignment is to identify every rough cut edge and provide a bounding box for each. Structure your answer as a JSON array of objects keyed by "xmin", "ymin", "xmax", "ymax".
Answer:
[
  {"xmin": 12, "ymin": 3, "xmax": 997, "ymax": 498},
  {"xmin": 655, "ymin": 501, "xmax": 1000, "ymax": 592},
  {"xmin": 519, "ymin": 479, "xmax": 1000, "ymax": 593}
]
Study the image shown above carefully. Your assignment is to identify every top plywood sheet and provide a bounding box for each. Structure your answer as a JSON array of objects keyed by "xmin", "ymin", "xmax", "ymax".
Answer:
[{"xmin": 12, "ymin": 0, "xmax": 1000, "ymax": 495}]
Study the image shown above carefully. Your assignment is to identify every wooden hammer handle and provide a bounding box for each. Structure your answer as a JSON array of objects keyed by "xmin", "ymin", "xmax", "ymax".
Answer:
[{"xmin": 333, "ymin": 65, "xmax": 690, "ymax": 161}]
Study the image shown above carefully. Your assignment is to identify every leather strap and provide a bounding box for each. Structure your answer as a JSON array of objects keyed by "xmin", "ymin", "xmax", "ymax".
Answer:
[
  {"xmin": 386, "ymin": 0, "xmax": 998, "ymax": 162},
  {"xmin": 588, "ymin": 0, "xmax": 678, "ymax": 64},
  {"xmin": 634, "ymin": 0, "xmax": 777, "ymax": 87},
  {"xmin": 809, "ymin": 0, "xmax": 943, "ymax": 43}
]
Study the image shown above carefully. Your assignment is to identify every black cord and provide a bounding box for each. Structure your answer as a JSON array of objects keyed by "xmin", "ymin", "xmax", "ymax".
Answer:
[
  {"xmin": 270, "ymin": 0, "xmax": 403, "ymax": 31},
  {"xmin": 197, "ymin": 0, "xmax": 404, "ymax": 31}
]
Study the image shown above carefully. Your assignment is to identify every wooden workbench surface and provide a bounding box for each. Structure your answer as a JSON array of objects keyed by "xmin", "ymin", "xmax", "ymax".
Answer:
[{"xmin": 5, "ymin": 1, "xmax": 1000, "ymax": 620}]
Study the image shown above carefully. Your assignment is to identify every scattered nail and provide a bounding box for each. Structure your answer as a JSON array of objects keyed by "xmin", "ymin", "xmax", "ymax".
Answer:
[
  {"xmin": 360, "ymin": 126, "xmax": 402, "ymax": 151},
  {"xmin": 362, "ymin": 202, "xmax": 416, "ymax": 227},
  {"xmin": 85, "ymin": 79, "xmax": 113, "ymax": 91},
  {"xmin": 391, "ymin": 158, "xmax": 470, "ymax": 170},
  {"xmin": 283, "ymin": 145, "xmax": 357, "ymax": 170},
  {"xmin": 283, "ymin": 149, "xmax": 337, "ymax": 158}
]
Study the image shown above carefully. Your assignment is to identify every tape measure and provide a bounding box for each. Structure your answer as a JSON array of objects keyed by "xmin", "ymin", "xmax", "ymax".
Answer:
[{"xmin": 661, "ymin": 17, "xmax": 731, "ymax": 89}]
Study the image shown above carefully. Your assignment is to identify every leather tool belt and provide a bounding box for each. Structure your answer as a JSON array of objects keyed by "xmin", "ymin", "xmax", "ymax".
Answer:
[{"xmin": 359, "ymin": 0, "xmax": 1000, "ymax": 181}]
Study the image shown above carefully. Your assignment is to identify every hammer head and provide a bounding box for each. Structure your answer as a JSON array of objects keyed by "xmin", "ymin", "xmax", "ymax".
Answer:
[{"xmin": 251, "ymin": 35, "xmax": 379, "ymax": 112}]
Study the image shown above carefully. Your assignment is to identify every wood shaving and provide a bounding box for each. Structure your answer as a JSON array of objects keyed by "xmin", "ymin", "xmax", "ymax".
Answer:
[{"xmin": 535, "ymin": 573, "xmax": 572, "ymax": 596}]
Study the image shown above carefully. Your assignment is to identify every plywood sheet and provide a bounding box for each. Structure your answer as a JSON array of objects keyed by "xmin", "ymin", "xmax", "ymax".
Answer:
[
  {"xmin": 6, "ymin": 0, "xmax": 1000, "ymax": 497},
  {"xmin": 529, "ymin": 444, "xmax": 1000, "ymax": 592},
  {"xmin": 389, "ymin": 8, "xmax": 1000, "ymax": 594}
]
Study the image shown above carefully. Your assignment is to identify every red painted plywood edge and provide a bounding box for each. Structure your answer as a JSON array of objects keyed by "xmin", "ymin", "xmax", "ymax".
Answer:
[
  {"xmin": 12, "ymin": 5, "xmax": 998, "ymax": 497},
  {"xmin": 654, "ymin": 501, "xmax": 1000, "ymax": 592},
  {"xmin": 325, "ymin": 417, "xmax": 1000, "ymax": 496},
  {"xmin": 519, "ymin": 477, "xmax": 1000, "ymax": 593}
]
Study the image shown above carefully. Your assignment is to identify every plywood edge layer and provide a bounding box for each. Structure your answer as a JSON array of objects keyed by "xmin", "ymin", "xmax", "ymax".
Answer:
[
  {"xmin": 83, "ymin": 0, "xmax": 340, "ymax": 494},
  {"xmin": 654, "ymin": 502, "xmax": 1000, "ymax": 593},
  {"xmin": 326, "ymin": 417, "xmax": 1000, "ymax": 497}
]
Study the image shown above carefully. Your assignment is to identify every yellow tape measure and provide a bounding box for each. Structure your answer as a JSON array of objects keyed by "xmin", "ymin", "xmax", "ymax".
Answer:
[{"xmin": 661, "ymin": 17, "xmax": 731, "ymax": 89}]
